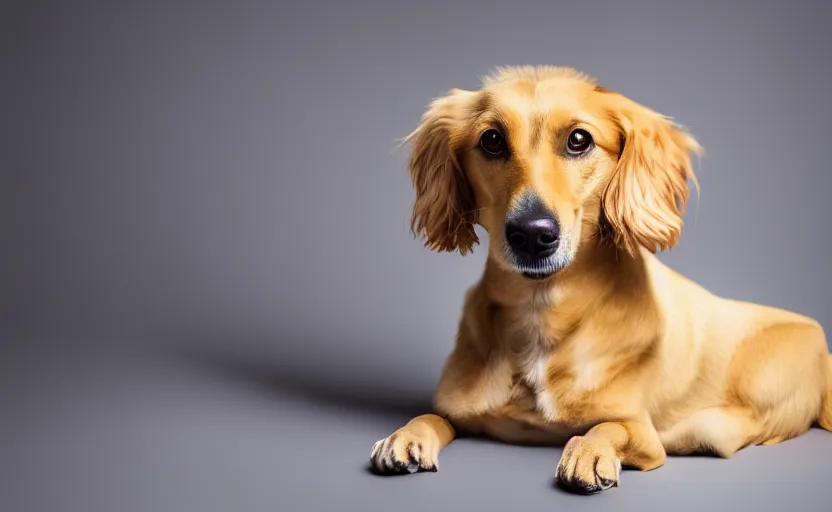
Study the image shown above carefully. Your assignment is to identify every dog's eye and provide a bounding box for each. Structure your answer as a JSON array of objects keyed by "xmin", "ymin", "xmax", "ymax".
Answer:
[
  {"xmin": 566, "ymin": 129, "xmax": 593, "ymax": 155},
  {"xmin": 480, "ymin": 129, "xmax": 507, "ymax": 157}
]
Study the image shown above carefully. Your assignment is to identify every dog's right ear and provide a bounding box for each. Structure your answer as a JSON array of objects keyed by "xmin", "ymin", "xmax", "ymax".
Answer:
[
  {"xmin": 599, "ymin": 89, "xmax": 703, "ymax": 255},
  {"xmin": 403, "ymin": 88, "xmax": 479, "ymax": 255}
]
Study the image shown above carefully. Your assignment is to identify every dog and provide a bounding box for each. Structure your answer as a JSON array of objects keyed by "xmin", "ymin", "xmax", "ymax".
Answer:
[{"xmin": 369, "ymin": 66, "xmax": 832, "ymax": 494}]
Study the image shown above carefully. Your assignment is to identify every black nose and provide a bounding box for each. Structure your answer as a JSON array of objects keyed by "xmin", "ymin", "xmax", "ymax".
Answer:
[{"xmin": 505, "ymin": 214, "xmax": 560, "ymax": 259}]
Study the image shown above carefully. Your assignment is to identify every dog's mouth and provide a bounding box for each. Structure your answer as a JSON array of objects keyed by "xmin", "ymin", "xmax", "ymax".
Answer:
[
  {"xmin": 504, "ymin": 252, "xmax": 569, "ymax": 281},
  {"xmin": 521, "ymin": 270, "xmax": 556, "ymax": 280}
]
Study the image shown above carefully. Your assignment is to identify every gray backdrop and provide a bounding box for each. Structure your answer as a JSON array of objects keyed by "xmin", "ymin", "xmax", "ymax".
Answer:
[{"xmin": 2, "ymin": 1, "xmax": 831, "ymax": 511}]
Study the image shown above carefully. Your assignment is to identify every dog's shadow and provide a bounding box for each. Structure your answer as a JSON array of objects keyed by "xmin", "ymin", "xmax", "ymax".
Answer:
[
  {"xmin": 159, "ymin": 340, "xmax": 447, "ymax": 477},
  {"xmin": 159, "ymin": 341, "xmax": 434, "ymax": 422}
]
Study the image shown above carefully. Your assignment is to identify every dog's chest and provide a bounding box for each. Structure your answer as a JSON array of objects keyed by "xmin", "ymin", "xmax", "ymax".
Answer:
[
  {"xmin": 469, "ymin": 305, "xmax": 581, "ymax": 445},
  {"xmin": 503, "ymin": 300, "xmax": 562, "ymax": 422}
]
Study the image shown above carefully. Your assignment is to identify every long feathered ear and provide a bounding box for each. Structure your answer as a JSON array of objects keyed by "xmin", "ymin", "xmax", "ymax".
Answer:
[
  {"xmin": 601, "ymin": 92, "xmax": 703, "ymax": 255},
  {"xmin": 403, "ymin": 88, "xmax": 479, "ymax": 255}
]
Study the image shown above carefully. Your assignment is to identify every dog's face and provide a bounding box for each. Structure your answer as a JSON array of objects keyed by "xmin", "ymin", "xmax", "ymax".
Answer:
[{"xmin": 406, "ymin": 66, "xmax": 701, "ymax": 279}]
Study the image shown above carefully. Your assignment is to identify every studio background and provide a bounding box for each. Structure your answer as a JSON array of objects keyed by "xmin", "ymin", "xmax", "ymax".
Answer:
[{"xmin": 2, "ymin": 1, "xmax": 831, "ymax": 511}]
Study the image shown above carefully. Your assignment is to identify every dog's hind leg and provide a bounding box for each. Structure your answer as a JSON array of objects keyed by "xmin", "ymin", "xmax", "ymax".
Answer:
[
  {"xmin": 660, "ymin": 322, "xmax": 830, "ymax": 456},
  {"xmin": 728, "ymin": 321, "xmax": 829, "ymax": 444},
  {"xmin": 658, "ymin": 405, "xmax": 761, "ymax": 457}
]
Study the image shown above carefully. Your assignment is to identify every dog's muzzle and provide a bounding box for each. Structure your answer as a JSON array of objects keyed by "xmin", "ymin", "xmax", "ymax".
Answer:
[{"xmin": 504, "ymin": 193, "xmax": 563, "ymax": 278}]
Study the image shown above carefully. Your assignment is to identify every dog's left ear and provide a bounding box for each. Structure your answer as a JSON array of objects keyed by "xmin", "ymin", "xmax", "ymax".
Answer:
[
  {"xmin": 601, "ymin": 90, "xmax": 703, "ymax": 255},
  {"xmin": 404, "ymin": 88, "xmax": 479, "ymax": 255}
]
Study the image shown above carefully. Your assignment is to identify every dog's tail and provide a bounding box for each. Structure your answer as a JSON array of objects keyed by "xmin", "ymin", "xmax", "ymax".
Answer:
[{"xmin": 819, "ymin": 354, "xmax": 832, "ymax": 431}]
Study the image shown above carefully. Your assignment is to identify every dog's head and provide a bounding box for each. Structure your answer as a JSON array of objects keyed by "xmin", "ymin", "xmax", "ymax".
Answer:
[{"xmin": 404, "ymin": 66, "xmax": 702, "ymax": 280}]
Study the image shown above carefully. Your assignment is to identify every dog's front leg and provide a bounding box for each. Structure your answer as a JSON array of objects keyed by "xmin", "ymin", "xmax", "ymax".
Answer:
[
  {"xmin": 556, "ymin": 415, "xmax": 666, "ymax": 494},
  {"xmin": 369, "ymin": 290, "xmax": 506, "ymax": 475},
  {"xmin": 369, "ymin": 414, "xmax": 456, "ymax": 474}
]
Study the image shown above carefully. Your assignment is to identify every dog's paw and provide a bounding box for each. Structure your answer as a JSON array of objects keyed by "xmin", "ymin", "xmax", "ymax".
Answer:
[
  {"xmin": 369, "ymin": 431, "xmax": 439, "ymax": 475},
  {"xmin": 556, "ymin": 436, "xmax": 621, "ymax": 494}
]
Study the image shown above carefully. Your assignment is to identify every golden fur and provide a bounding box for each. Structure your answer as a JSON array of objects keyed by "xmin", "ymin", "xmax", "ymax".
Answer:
[{"xmin": 369, "ymin": 66, "xmax": 832, "ymax": 493}]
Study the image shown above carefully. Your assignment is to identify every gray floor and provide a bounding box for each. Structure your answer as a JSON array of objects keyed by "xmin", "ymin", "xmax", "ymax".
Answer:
[{"xmin": 3, "ymin": 339, "xmax": 830, "ymax": 512}]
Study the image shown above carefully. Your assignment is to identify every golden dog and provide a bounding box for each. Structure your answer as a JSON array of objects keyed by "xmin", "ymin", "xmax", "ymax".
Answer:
[{"xmin": 369, "ymin": 66, "xmax": 832, "ymax": 493}]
